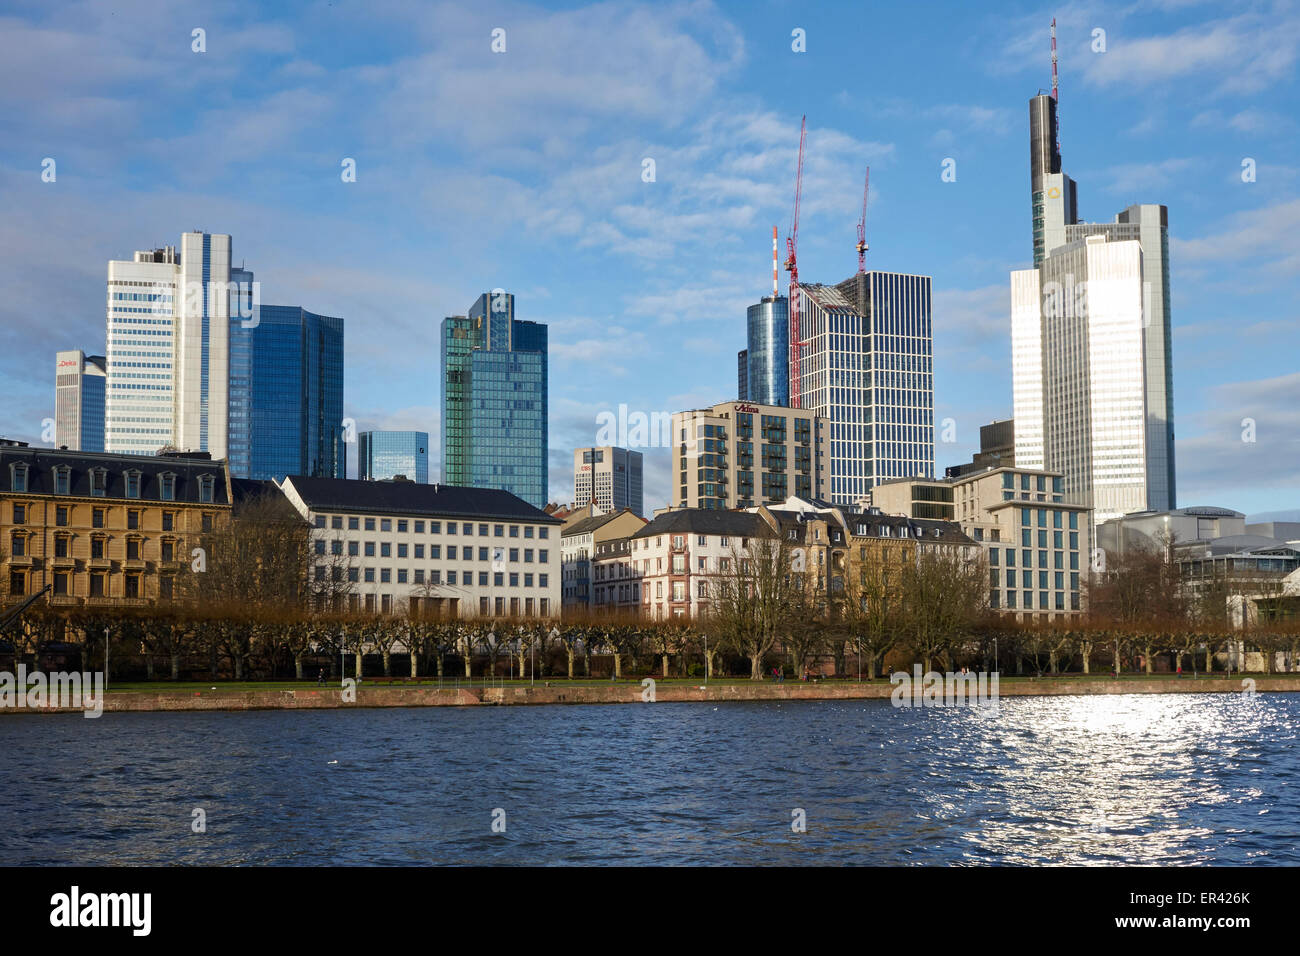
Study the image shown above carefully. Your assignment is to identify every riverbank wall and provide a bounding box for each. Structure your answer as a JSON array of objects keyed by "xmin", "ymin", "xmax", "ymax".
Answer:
[{"xmin": 5, "ymin": 675, "xmax": 1299, "ymax": 715}]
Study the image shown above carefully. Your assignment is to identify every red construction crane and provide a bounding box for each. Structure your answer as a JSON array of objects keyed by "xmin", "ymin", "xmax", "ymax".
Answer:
[
  {"xmin": 856, "ymin": 166, "xmax": 870, "ymax": 274},
  {"xmin": 786, "ymin": 115, "xmax": 807, "ymax": 409}
]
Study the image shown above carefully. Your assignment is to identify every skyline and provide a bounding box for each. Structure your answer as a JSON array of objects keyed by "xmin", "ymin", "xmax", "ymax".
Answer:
[{"xmin": 2, "ymin": 1, "xmax": 1297, "ymax": 518}]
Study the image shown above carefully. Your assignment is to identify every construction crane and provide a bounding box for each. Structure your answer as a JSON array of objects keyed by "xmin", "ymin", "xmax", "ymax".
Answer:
[
  {"xmin": 856, "ymin": 166, "xmax": 870, "ymax": 273},
  {"xmin": 785, "ymin": 115, "xmax": 807, "ymax": 409}
]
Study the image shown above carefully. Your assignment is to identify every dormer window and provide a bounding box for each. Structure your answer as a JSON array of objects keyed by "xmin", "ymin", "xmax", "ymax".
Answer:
[
  {"xmin": 53, "ymin": 465, "xmax": 71, "ymax": 495},
  {"xmin": 124, "ymin": 470, "xmax": 141, "ymax": 499},
  {"xmin": 159, "ymin": 472, "xmax": 176, "ymax": 501},
  {"xmin": 90, "ymin": 468, "xmax": 108, "ymax": 497},
  {"xmin": 10, "ymin": 463, "xmax": 28, "ymax": 493},
  {"xmin": 198, "ymin": 474, "xmax": 215, "ymax": 503}
]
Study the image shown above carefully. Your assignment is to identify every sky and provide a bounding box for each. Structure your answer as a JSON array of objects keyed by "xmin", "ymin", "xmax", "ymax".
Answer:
[{"xmin": 1, "ymin": 0, "xmax": 1297, "ymax": 519}]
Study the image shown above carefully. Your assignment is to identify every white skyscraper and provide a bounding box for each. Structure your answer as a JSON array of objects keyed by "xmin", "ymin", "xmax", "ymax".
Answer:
[
  {"xmin": 105, "ymin": 233, "xmax": 253, "ymax": 458},
  {"xmin": 54, "ymin": 349, "xmax": 106, "ymax": 451},
  {"xmin": 1013, "ymin": 93, "xmax": 1175, "ymax": 527}
]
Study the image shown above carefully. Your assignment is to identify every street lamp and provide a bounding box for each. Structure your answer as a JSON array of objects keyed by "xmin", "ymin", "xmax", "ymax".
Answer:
[
  {"xmin": 704, "ymin": 632, "xmax": 708, "ymax": 688},
  {"xmin": 103, "ymin": 626, "xmax": 109, "ymax": 691}
]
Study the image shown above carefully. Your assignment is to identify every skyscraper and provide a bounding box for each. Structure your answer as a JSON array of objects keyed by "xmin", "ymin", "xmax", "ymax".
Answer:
[
  {"xmin": 441, "ymin": 291, "xmax": 548, "ymax": 509},
  {"xmin": 228, "ymin": 305, "xmax": 345, "ymax": 481},
  {"xmin": 573, "ymin": 446, "xmax": 643, "ymax": 515},
  {"xmin": 105, "ymin": 233, "xmax": 255, "ymax": 459},
  {"xmin": 54, "ymin": 350, "xmax": 106, "ymax": 451},
  {"xmin": 1012, "ymin": 91, "xmax": 1176, "ymax": 525},
  {"xmin": 360, "ymin": 430, "xmax": 429, "ymax": 483},
  {"xmin": 795, "ymin": 272, "xmax": 935, "ymax": 505},
  {"xmin": 744, "ymin": 295, "xmax": 790, "ymax": 406}
]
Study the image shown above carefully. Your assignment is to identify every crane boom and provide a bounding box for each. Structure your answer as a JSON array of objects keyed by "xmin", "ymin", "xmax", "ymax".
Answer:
[
  {"xmin": 786, "ymin": 115, "xmax": 807, "ymax": 409},
  {"xmin": 856, "ymin": 166, "xmax": 870, "ymax": 273}
]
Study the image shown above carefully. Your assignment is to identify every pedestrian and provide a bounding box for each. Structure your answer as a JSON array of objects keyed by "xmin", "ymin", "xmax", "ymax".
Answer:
[{"xmin": 317, "ymin": 668, "xmax": 325, "ymax": 686}]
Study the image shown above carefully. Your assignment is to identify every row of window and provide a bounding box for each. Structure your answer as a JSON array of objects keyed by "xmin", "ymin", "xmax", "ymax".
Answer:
[
  {"xmin": 9, "ymin": 501, "xmax": 213, "ymax": 532},
  {"xmin": 313, "ymin": 513, "xmax": 550, "ymax": 538},
  {"xmin": 314, "ymin": 539, "xmax": 550, "ymax": 563},
  {"xmin": 315, "ymin": 565, "xmax": 551, "ymax": 589},
  {"xmin": 9, "ymin": 463, "xmax": 216, "ymax": 502}
]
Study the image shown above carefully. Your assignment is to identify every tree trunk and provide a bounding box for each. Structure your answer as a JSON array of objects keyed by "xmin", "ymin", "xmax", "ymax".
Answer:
[
  {"xmin": 382, "ymin": 648, "xmax": 392, "ymax": 677},
  {"xmin": 355, "ymin": 650, "xmax": 363, "ymax": 680},
  {"xmin": 294, "ymin": 652, "xmax": 304, "ymax": 680},
  {"xmin": 661, "ymin": 654, "xmax": 669, "ymax": 678},
  {"xmin": 567, "ymin": 647, "xmax": 575, "ymax": 680},
  {"xmin": 234, "ymin": 654, "xmax": 244, "ymax": 681},
  {"xmin": 613, "ymin": 652, "xmax": 622, "ymax": 679},
  {"xmin": 750, "ymin": 653, "xmax": 762, "ymax": 680},
  {"xmin": 865, "ymin": 651, "xmax": 877, "ymax": 681},
  {"xmin": 410, "ymin": 647, "xmax": 419, "ymax": 679},
  {"xmin": 1081, "ymin": 644, "xmax": 1091, "ymax": 674},
  {"xmin": 171, "ymin": 651, "xmax": 181, "ymax": 681},
  {"xmin": 145, "ymin": 651, "xmax": 155, "ymax": 680}
]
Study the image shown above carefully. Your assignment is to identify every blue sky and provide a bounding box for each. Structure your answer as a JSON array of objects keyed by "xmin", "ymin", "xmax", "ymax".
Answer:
[{"xmin": 1, "ymin": 0, "xmax": 1297, "ymax": 518}]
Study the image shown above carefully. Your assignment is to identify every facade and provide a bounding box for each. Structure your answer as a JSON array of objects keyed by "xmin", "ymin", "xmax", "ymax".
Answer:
[
  {"xmin": 632, "ymin": 509, "xmax": 772, "ymax": 619},
  {"xmin": 54, "ymin": 350, "xmax": 107, "ymax": 452},
  {"xmin": 105, "ymin": 234, "xmax": 255, "ymax": 459},
  {"xmin": 0, "ymin": 439, "xmax": 231, "ymax": 605},
  {"xmin": 1097, "ymin": 506, "xmax": 1246, "ymax": 558},
  {"xmin": 278, "ymin": 475, "xmax": 561, "ymax": 618},
  {"xmin": 1013, "ymin": 95, "xmax": 1176, "ymax": 524},
  {"xmin": 441, "ymin": 292, "xmax": 548, "ymax": 509},
  {"xmin": 359, "ymin": 431, "xmax": 429, "ymax": 483},
  {"xmin": 591, "ymin": 535, "xmax": 641, "ymax": 614},
  {"xmin": 870, "ymin": 466, "xmax": 1092, "ymax": 620},
  {"xmin": 560, "ymin": 508, "xmax": 647, "ymax": 611},
  {"xmin": 228, "ymin": 305, "xmax": 345, "ymax": 481},
  {"xmin": 796, "ymin": 273, "xmax": 934, "ymax": 505},
  {"xmin": 671, "ymin": 400, "xmax": 829, "ymax": 510},
  {"xmin": 744, "ymin": 295, "xmax": 790, "ymax": 406},
  {"xmin": 945, "ymin": 419, "xmax": 1014, "ymax": 478},
  {"xmin": 572, "ymin": 446, "xmax": 643, "ymax": 516}
]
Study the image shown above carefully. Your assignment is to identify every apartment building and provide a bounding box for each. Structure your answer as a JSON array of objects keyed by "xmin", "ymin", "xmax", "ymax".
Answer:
[
  {"xmin": 0, "ymin": 439, "xmax": 231, "ymax": 605},
  {"xmin": 560, "ymin": 508, "xmax": 647, "ymax": 611},
  {"xmin": 278, "ymin": 476, "xmax": 561, "ymax": 618},
  {"xmin": 591, "ymin": 535, "xmax": 641, "ymax": 614}
]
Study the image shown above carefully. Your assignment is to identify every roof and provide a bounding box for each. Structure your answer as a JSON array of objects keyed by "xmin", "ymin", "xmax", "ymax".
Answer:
[
  {"xmin": 282, "ymin": 476, "xmax": 560, "ymax": 523},
  {"xmin": 632, "ymin": 508, "xmax": 770, "ymax": 540},
  {"xmin": 0, "ymin": 444, "xmax": 229, "ymax": 504},
  {"xmin": 562, "ymin": 508, "xmax": 643, "ymax": 538},
  {"xmin": 843, "ymin": 512, "xmax": 975, "ymax": 544},
  {"xmin": 800, "ymin": 284, "xmax": 858, "ymax": 311}
]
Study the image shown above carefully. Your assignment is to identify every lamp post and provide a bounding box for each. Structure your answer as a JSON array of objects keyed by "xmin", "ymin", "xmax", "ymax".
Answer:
[
  {"xmin": 103, "ymin": 626, "xmax": 109, "ymax": 692},
  {"xmin": 704, "ymin": 632, "xmax": 708, "ymax": 688},
  {"xmin": 993, "ymin": 636, "xmax": 998, "ymax": 675}
]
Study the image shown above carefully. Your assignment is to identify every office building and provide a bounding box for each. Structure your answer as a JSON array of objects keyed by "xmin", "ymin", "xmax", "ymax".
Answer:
[
  {"xmin": 228, "ymin": 305, "xmax": 345, "ymax": 481},
  {"xmin": 573, "ymin": 446, "xmax": 643, "ymax": 516},
  {"xmin": 795, "ymin": 272, "xmax": 934, "ymax": 504},
  {"xmin": 278, "ymin": 475, "xmax": 561, "ymax": 618},
  {"xmin": 671, "ymin": 400, "xmax": 829, "ymax": 510},
  {"xmin": 0, "ymin": 439, "xmax": 231, "ymax": 604},
  {"xmin": 560, "ymin": 508, "xmax": 647, "ymax": 611},
  {"xmin": 1013, "ymin": 91, "xmax": 1176, "ymax": 525},
  {"xmin": 945, "ymin": 419, "xmax": 1015, "ymax": 478},
  {"xmin": 441, "ymin": 291, "xmax": 548, "ymax": 509},
  {"xmin": 54, "ymin": 350, "xmax": 106, "ymax": 452},
  {"xmin": 743, "ymin": 295, "xmax": 790, "ymax": 406},
  {"xmin": 359, "ymin": 431, "xmax": 429, "ymax": 483},
  {"xmin": 737, "ymin": 349, "xmax": 748, "ymax": 401}
]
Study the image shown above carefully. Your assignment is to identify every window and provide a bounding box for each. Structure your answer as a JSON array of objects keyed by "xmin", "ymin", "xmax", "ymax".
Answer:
[
  {"xmin": 539, "ymin": 574, "xmax": 548, "ymax": 588},
  {"xmin": 162, "ymin": 539, "xmax": 175, "ymax": 562},
  {"xmin": 397, "ymin": 543, "xmax": 408, "ymax": 558},
  {"xmin": 159, "ymin": 473, "xmax": 175, "ymax": 501},
  {"xmin": 381, "ymin": 519, "xmax": 392, "ymax": 532},
  {"xmin": 381, "ymin": 568, "xmax": 392, "ymax": 583},
  {"xmin": 331, "ymin": 515, "xmax": 343, "ymax": 530},
  {"xmin": 479, "ymin": 524, "xmax": 489, "ymax": 536},
  {"xmin": 54, "ymin": 572, "xmax": 70, "ymax": 596},
  {"xmin": 91, "ymin": 468, "xmax": 108, "ymax": 497},
  {"xmin": 539, "ymin": 549, "xmax": 548, "ymax": 563},
  {"xmin": 54, "ymin": 535, "xmax": 70, "ymax": 559},
  {"xmin": 9, "ymin": 533, "xmax": 25, "ymax": 557},
  {"xmin": 126, "ymin": 539, "xmax": 141, "ymax": 560},
  {"xmin": 56, "ymin": 505, "xmax": 69, "ymax": 526},
  {"xmin": 90, "ymin": 573, "xmax": 105, "ymax": 597},
  {"xmin": 332, "ymin": 540, "xmax": 344, "ymax": 556},
  {"xmin": 91, "ymin": 537, "xmax": 105, "ymax": 559},
  {"xmin": 397, "ymin": 520, "xmax": 408, "ymax": 533},
  {"xmin": 124, "ymin": 574, "xmax": 140, "ymax": 598},
  {"xmin": 198, "ymin": 475, "xmax": 214, "ymax": 503},
  {"xmin": 127, "ymin": 510, "xmax": 140, "ymax": 530},
  {"xmin": 524, "ymin": 526, "xmax": 534, "ymax": 538},
  {"xmin": 349, "ymin": 541, "xmax": 359, "ymax": 557},
  {"xmin": 12, "ymin": 503, "xmax": 26, "ymax": 524},
  {"xmin": 364, "ymin": 568, "xmax": 375, "ymax": 583},
  {"xmin": 494, "ymin": 572, "xmax": 504, "ymax": 587},
  {"xmin": 398, "ymin": 569, "xmax": 408, "ymax": 584},
  {"xmin": 159, "ymin": 576, "xmax": 173, "ymax": 599},
  {"xmin": 415, "ymin": 544, "xmax": 425, "ymax": 559},
  {"xmin": 414, "ymin": 521, "xmax": 425, "ymax": 533},
  {"xmin": 495, "ymin": 524, "xmax": 504, "ymax": 537},
  {"xmin": 9, "ymin": 571, "xmax": 26, "ymax": 595},
  {"xmin": 93, "ymin": 507, "xmax": 106, "ymax": 529},
  {"xmin": 55, "ymin": 466, "xmax": 72, "ymax": 495},
  {"xmin": 509, "ymin": 573, "xmax": 518, "ymax": 587},
  {"xmin": 431, "ymin": 521, "xmax": 442, "ymax": 533},
  {"xmin": 539, "ymin": 528, "xmax": 549, "ymax": 539},
  {"xmin": 349, "ymin": 516, "xmax": 360, "ymax": 530},
  {"xmin": 11, "ymin": 464, "xmax": 28, "ymax": 493},
  {"xmin": 315, "ymin": 515, "xmax": 326, "ymax": 529},
  {"xmin": 365, "ymin": 542, "xmax": 376, "ymax": 557},
  {"xmin": 365, "ymin": 517, "xmax": 376, "ymax": 531},
  {"xmin": 380, "ymin": 543, "xmax": 391, "ymax": 558}
]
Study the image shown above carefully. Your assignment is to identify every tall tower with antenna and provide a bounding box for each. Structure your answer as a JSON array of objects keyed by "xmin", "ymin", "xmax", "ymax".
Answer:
[{"xmin": 1029, "ymin": 19, "xmax": 1076, "ymax": 265}]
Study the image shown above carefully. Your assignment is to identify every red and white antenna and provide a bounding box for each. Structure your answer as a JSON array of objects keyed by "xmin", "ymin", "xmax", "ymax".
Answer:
[
  {"xmin": 772, "ymin": 225, "xmax": 779, "ymax": 296},
  {"xmin": 1051, "ymin": 18, "xmax": 1060, "ymax": 153},
  {"xmin": 785, "ymin": 115, "xmax": 807, "ymax": 409}
]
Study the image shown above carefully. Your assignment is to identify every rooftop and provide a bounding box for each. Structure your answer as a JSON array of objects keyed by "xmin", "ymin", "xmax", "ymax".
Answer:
[{"xmin": 281, "ymin": 476, "xmax": 560, "ymax": 523}]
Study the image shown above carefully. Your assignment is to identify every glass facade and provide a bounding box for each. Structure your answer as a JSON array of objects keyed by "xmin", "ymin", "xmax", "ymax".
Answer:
[
  {"xmin": 360, "ymin": 430, "xmax": 430, "ymax": 482},
  {"xmin": 798, "ymin": 274, "xmax": 934, "ymax": 505},
  {"xmin": 745, "ymin": 295, "xmax": 790, "ymax": 406},
  {"xmin": 228, "ymin": 305, "xmax": 345, "ymax": 481},
  {"xmin": 441, "ymin": 292, "xmax": 548, "ymax": 509}
]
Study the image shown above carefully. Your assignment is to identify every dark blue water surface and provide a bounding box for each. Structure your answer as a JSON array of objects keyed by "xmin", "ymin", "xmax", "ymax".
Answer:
[{"xmin": 2, "ymin": 693, "xmax": 1297, "ymax": 865}]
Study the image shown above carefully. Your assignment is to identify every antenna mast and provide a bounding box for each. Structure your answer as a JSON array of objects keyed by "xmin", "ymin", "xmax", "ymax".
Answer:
[
  {"xmin": 1051, "ymin": 18, "xmax": 1060, "ymax": 154},
  {"xmin": 785, "ymin": 116, "xmax": 807, "ymax": 409}
]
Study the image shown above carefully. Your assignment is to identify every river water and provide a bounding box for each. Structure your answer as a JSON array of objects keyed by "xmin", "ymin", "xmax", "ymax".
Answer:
[{"xmin": 2, "ymin": 693, "xmax": 1296, "ymax": 865}]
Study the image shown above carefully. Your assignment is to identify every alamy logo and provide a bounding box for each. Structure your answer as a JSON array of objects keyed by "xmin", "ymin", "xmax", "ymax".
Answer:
[
  {"xmin": 890, "ymin": 666, "xmax": 999, "ymax": 710},
  {"xmin": 49, "ymin": 886, "xmax": 151, "ymax": 936},
  {"xmin": 0, "ymin": 667, "xmax": 104, "ymax": 718}
]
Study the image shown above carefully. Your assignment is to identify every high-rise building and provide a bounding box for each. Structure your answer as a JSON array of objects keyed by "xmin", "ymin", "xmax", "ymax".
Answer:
[
  {"xmin": 737, "ymin": 349, "xmax": 748, "ymax": 401},
  {"xmin": 1013, "ymin": 91, "xmax": 1176, "ymax": 525},
  {"xmin": 671, "ymin": 400, "xmax": 829, "ymax": 509},
  {"xmin": 359, "ymin": 430, "xmax": 429, "ymax": 483},
  {"xmin": 54, "ymin": 350, "xmax": 106, "ymax": 451},
  {"xmin": 744, "ymin": 295, "xmax": 790, "ymax": 406},
  {"xmin": 573, "ymin": 446, "xmax": 643, "ymax": 515},
  {"xmin": 441, "ymin": 291, "xmax": 548, "ymax": 509},
  {"xmin": 944, "ymin": 419, "xmax": 1015, "ymax": 478},
  {"xmin": 105, "ymin": 233, "xmax": 255, "ymax": 459},
  {"xmin": 228, "ymin": 305, "xmax": 345, "ymax": 481},
  {"xmin": 794, "ymin": 272, "xmax": 934, "ymax": 504}
]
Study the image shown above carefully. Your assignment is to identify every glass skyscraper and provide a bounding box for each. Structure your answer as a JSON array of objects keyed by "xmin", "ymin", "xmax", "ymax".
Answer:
[
  {"xmin": 228, "ymin": 305, "xmax": 345, "ymax": 481},
  {"xmin": 797, "ymin": 273, "xmax": 934, "ymax": 505},
  {"xmin": 743, "ymin": 295, "xmax": 790, "ymax": 406},
  {"xmin": 359, "ymin": 430, "xmax": 429, "ymax": 482},
  {"xmin": 54, "ymin": 350, "xmax": 106, "ymax": 451},
  {"xmin": 441, "ymin": 292, "xmax": 548, "ymax": 509}
]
